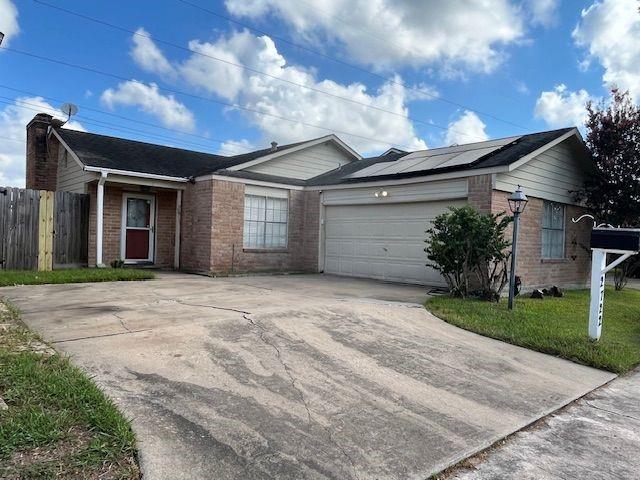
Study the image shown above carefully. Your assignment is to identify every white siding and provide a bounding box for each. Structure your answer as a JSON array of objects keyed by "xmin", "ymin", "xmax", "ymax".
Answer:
[
  {"xmin": 244, "ymin": 142, "xmax": 353, "ymax": 180},
  {"xmin": 495, "ymin": 137, "xmax": 589, "ymax": 205},
  {"xmin": 56, "ymin": 148, "xmax": 94, "ymax": 193},
  {"xmin": 322, "ymin": 178, "xmax": 468, "ymax": 206}
]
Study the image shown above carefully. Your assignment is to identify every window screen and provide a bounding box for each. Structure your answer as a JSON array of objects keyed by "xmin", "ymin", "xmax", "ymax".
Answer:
[
  {"xmin": 243, "ymin": 195, "xmax": 288, "ymax": 248},
  {"xmin": 542, "ymin": 201, "xmax": 565, "ymax": 259}
]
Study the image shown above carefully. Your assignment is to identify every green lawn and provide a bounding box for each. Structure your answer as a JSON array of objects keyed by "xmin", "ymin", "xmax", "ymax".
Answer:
[
  {"xmin": 0, "ymin": 268, "xmax": 154, "ymax": 287},
  {"xmin": 427, "ymin": 288, "xmax": 640, "ymax": 374},
  {"xmin": 0, "ymin": 302, "xmax": 140, "ymax": 479}
]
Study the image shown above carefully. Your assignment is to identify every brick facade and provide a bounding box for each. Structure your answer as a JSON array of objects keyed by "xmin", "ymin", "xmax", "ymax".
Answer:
[
  {"xmin": 26, "ymin": 114, "xmax": 59, "ymax": 191},
  {"xmin": 467, "ymin": 174, "xmax": 493, "ymax": 214},
  {"xmin": 88, "ymin": 183, "xmax": 176, "ymax": 268},
  {"xmin": 467, "ymin": 175, "xmax": 590, "ymax": 290},
  {"xmin": 180, "ymin": 180, "xmax": 213, "ymax": 272},
  {"xmin": 491, "ymin": 190, "xmax": 591, "ymax": 290},
  {"xmin": 180, "ymin": 179, "xmax": 320, "ymax": 275}
]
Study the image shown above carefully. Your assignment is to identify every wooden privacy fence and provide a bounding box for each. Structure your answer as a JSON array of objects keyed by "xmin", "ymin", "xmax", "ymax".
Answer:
[{"xmin": 0, "ymin": 187, "xmax": 89, "ymax": 270}]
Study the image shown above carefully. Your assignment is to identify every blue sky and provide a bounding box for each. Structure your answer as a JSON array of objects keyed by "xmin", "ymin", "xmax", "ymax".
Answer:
[{"xmin": 1, "ymin": 0, "xmax": 639, "ymax": 186}]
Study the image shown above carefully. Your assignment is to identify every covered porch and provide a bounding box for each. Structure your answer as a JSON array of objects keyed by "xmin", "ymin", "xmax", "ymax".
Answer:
[{"xmin": 88, "ymin": 170, "xmax": 186, "ymax": 269}]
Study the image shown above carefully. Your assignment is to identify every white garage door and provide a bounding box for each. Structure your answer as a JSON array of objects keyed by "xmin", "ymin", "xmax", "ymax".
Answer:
[{"xmin": 324, "ymin": 200, "xmax": 466, "ymax": 285}]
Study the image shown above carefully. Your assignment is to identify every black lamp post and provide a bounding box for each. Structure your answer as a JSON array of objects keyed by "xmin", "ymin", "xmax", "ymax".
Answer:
[{"xmin": 508, "ymin": 185, "xmax": 528, "ymax": 310}]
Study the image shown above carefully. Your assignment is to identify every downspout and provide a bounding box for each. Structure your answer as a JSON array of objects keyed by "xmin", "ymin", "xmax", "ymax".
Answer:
[
  {"xmin": 174, "ymin": 189, "xmax": 182, "ymax": 270},
  {"xmin": 96, "ymin": 171, "xmax": 107, "ymax": 268}
]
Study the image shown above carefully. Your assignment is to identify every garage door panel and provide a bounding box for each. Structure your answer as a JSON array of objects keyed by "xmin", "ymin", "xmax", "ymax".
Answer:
[{"xmin": 324, "ymin": 200, "xmax": 465, "ymax": 285}]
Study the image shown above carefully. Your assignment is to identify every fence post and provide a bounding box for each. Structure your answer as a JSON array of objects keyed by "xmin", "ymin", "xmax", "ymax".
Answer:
[{"xmin": 38, "ymin": 190, "xmax": 54, "ymax": 271}]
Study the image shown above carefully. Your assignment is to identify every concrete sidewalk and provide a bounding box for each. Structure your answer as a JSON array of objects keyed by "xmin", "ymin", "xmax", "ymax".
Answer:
[{"xmin": 448, "ymin": 369, "xmax": 640, "ymax": 479}]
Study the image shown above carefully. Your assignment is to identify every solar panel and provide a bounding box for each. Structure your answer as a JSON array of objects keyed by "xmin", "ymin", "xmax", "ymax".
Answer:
[{"xmin": 348, "ymin": 135, "xmax": 521, "ymax": 179}]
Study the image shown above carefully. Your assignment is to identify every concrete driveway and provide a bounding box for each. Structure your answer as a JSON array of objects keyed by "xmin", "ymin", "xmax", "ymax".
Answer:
[{"xmin": 1, "ymin": 273, "xmax": 614, "ymax": 479}]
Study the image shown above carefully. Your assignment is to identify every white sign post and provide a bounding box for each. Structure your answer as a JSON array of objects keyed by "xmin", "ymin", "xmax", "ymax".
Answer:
[{"xmin": 588, "ymin": 248, "xmax": 637, "ymax": 341}]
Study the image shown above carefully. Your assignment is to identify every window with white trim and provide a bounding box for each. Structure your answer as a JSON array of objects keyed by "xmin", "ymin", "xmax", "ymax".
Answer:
[
  {"xmin": 542, "ymin": 201, "xmax": 565, "ymax": 259},
  {"xmin": 243, "ymin": 194, "xmax": 288, "ymax": 248}
]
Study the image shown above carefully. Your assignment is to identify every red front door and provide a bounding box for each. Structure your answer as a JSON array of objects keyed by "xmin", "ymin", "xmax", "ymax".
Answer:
[{"xmin": 123, "ymin": 195, "xmax": 155, "ymax": 262}]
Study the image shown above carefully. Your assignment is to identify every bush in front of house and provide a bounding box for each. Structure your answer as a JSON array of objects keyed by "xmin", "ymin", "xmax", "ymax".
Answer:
[
  {"xmin": 110, "ymin": 259, "xmax": 125, "ymax": 269},
  {"xmin": 425, "ymin": 205, "xmax": 512, "ymax": 301}
]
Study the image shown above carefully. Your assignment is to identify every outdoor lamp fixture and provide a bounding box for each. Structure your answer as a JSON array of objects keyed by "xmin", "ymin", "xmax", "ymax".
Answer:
[
  {"xmin": 0, "ymin": 32, "xmax": 5, "ymax": 46},
  {"xmin": 374, "ymin": 190, "xmax": 388, "ymax": 198},
  {"xmin": 507, "ymin": 185, "xmax": 528, "ymax": 310}
]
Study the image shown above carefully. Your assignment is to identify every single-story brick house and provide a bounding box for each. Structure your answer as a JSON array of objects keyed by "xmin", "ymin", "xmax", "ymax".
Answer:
[{"xmin": 26, "ymin": 112, "xmax": 594, "ymax": 289}]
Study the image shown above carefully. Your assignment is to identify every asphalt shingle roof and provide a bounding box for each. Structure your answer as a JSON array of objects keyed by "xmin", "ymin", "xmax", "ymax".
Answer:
[
  {"xmin": 306, "ymin": 128, "xmax": 577, "ymax": 185},
  {"xmin": 57, "ymin": 127, "xmax": 580, "ymax": 186},
  {"xmin": 56, "ymin": 128, "xmax": 307, "ymax": 178}
]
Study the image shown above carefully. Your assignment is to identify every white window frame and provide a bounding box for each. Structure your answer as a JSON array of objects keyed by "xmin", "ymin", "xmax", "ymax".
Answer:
[
  {"xmin": 541, "ymin": 200, "xmax": 565, "ymax": 259},
  {"xmin": 243, "ymin": 194, "xmax": 289, "ymax": 249}
]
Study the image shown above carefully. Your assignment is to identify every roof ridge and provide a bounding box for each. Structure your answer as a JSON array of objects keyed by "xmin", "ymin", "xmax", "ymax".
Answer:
[
  {"xmin": 57, "ymin": 127, "xmax": 228, "ymax": 159},
  {"xmin": 58, "ymin": 128, "xmax": 340, "ymax": 162}
]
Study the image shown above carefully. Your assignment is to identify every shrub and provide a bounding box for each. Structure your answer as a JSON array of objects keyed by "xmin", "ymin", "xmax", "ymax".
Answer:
[
  {"xmin": 110, "ymin": 259, "xmax": 125, "ymax": 269},
  {"xmin": 425, "ymin": 206, "xmax": 512, "ymax": 301}
]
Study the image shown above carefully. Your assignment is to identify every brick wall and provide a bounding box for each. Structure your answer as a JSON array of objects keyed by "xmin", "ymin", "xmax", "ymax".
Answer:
[
  {"xmin": 25, "ymin": 114, "xmax": 59, "ymax": 191},
  {"xmin": 467, "ymin": 174, "xmax": 493, "ymax": 214},
  {"xmin": 491, "ymin": 190, "xmax": 591, "ymax": 290},
  {"xmin": 180, "ymin": 179, "xmax": 320, "ymax": 274},
  {"xmin": 180, "ymin": 180, "xmax": 214, "ymax": 272},
  {"xmin": 88, "ymin": 183, "xmax": 176, "ymax": 268}
]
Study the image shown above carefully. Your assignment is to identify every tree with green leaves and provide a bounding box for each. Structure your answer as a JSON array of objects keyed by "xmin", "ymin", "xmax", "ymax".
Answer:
[
  {"xmin": 425, "ymin": 206, "xmax": 512, "ymax": 301},
  {"xmin": 577, "ymin": 89, "xmax": 640, "ymax": 289}
]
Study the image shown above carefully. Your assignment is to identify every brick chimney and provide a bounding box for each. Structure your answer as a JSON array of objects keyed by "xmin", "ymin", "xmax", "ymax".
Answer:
[{"xmin": 26, "ymin": 113, "xmax": 59, "ymax": 190}]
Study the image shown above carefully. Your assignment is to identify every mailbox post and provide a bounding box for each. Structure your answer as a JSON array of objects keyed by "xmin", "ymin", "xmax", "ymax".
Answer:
[{"xmin": 588, "ymin": 228, "xmax": 640, "ymax": 340}]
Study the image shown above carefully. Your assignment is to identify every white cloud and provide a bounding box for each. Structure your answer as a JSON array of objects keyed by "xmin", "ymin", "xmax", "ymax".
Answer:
[
  {"xmin": 0, "ymin": 97, "xmax": 84, "ymax": 187},
  {"xmin": 515, "ymin": 80, "xmax": 530, "ymax": 95},
  {"xmin": 0, "ymin": 0, "xmax": 19, "ymax": 47},
  {"xmin": 130, "ymin": 27, "xmax": 176, "ymax": 77},
  {"xmin": 136, "ymin": 29, "xmax": 427, "ymax": 153},
  {"xmin": 218, "ymin": 138, "xmax": 255, "ymax": 155},
  {"xmin": 101, "ymin": 81, "xmax": 196, "ymax": 131},
  {"xmin": 224, "ymin": 0, "xmax": 524, "ymax": 73},
  {"xmin": 444, "ymin": 111, "xmax": 489, "ymax": 146},
  {"xmin": 573, "ymin": 0, "xmax": 640, "ymax": 99},
  {"xmin": 534, "ymin": 84, "xmax": 592, "ymax": 129},
  {"xmin": 524, "ymin": 0, "xmax": 560, "ymax": 27}
]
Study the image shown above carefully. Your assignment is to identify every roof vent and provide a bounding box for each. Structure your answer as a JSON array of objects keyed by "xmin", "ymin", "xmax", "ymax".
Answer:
[{"xmin": 270, "ymin": 141, "xmax": 278, "ymax": 152}]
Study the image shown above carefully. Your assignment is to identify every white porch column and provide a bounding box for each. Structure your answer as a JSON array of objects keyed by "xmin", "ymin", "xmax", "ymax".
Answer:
[
  {"xmin": 174, "ymin": 189, "xmax": 182, "ymax": 270},
  {"xmin": 96, "ymin": 172, "xmax": 107, "ymax": 267}
]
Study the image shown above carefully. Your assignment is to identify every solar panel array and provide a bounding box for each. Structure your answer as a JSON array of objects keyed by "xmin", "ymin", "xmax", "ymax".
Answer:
[{"xmin": 348, "ymin": 135, "xmax": 522, "ymax": 179}]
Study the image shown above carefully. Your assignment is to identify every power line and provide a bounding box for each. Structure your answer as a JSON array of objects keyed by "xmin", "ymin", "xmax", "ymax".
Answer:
[
  {"xmin": 0, "ymin": 84, "xmax": 255, "ymax": 152},
  {"xmin": 0, "ymin": 97, "xmax": 236, "ymax": 153},
  {"xmin": 4, "ymin": 97, "xmax": 246, "ymax": 154},
  {"xmin": 0, "ymin": 46, "xmax": 421, "ymax": 151},
  {"xmin": 1, "ymin": 95, "xmax": 367, "ymax": 166},
  {"xmin": 175, "ymin": 0, "xmax": 529, "ymax": 131},
  {"xmin": 0, "ymin": 134, "xmax": 26, "ymax": 145},
  {"xmin": 32, "ymin": 0, "xmax": 495, "ymax": 142}
]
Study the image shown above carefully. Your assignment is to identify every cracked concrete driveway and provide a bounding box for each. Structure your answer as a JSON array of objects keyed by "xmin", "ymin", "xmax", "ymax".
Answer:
[{"xmin": 1, "ymin": 273, "xmax": 614, "ymax": 479}]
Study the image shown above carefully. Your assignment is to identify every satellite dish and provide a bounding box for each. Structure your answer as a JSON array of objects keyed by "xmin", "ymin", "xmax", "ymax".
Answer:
[{"xmin": 60, "ymin": 103, "xmax": 78, "ymax": 122}]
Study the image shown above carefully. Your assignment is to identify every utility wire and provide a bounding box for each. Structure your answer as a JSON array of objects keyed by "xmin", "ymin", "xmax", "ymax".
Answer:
[
  {"xmin": 0, "ymin": 84, "xmax": 254, "ymax": 152},
  {"xmin": 32, "ymin": 0, "xmax": 496, "ymax": 142},
  {"xmin": 0, "ymin": 97, "xmax": 236, "ymax": 153},
  {"xmin": 175, "ymin": 0, "xmax": 529, "ymax": 131},
  {"xmin": 2, "ymin": 95, "xmax": 367, "ymax": 165},
  {"xmin": 0, "ymin": 46, "xmax": 421, "ymax": 151},
  {"xmin": 0, "ymin": 134, "xmax": 26, "ymax": 145}
]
